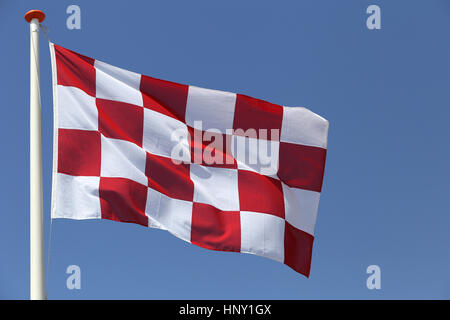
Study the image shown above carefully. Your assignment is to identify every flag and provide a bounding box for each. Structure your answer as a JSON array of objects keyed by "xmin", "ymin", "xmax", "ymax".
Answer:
[{"xmin": 49, "ymin": 43, "xmax": 329, "ymax": 277}]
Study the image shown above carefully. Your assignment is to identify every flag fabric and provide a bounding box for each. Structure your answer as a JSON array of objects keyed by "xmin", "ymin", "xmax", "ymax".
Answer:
[{"xmin": 49, "ymin": 43, "xmax": 329, "ymax": 277}]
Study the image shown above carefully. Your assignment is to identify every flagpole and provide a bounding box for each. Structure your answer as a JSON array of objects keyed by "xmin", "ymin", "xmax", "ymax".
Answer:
[{"xmin": 25, "ymin": 9, "xmax": 46, "ymax": 300}]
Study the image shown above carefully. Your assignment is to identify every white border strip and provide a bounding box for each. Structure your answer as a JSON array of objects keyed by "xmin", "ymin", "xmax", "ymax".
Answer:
[{"xmin": 49, "ymin": 42, "xmax": 59, "ymax": 219}]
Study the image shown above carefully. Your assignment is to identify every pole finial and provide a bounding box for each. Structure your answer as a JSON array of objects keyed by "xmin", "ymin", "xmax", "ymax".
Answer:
[{"xmin": 25, "ymin": 10, "xmax": 45, "ymax": 23}]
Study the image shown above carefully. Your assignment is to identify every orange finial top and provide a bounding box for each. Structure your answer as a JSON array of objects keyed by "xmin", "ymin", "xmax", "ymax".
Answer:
[{"xmin": 24, "ymin": 10, "xmax": 45, "ymax": 23}]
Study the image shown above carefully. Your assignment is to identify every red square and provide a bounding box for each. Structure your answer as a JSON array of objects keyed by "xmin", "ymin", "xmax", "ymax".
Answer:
[
  {"xmin": 140, "ymin": 75, "xmax": 189, "ymax": 122},
  {"xmin": 233, "ymin": 94, "xmax": 283, "ymax": 141},
  {"xmin": 278, "ymin": 141, "xmax": 327, "ymax": 192},
  {"xmin": 97, "ymin": 98, "xmax": 144, "ymax": 147},
  {"xmin": 189, "ymin": 126, "xmax": 237, "ymax": 169},
  {"xmin": 54, "ymin": 44, "xmax": 96, "ymax": 97},
  {"xmin": 58, "ymin": 129, "xmax": 101, "ymax": 176},
  {"xmin": 238, "ymin": 170, "xmax": 285, "ymax": 219},
  {"xmin": 191, "ymin": 203, "xmax": 241, "ymax": 252},
  {"xmin": 146, "ymin": 153, "xmax": 194, "ymax": 201},
  {"xmin": 99, "ymin": 177, "xmax": 148, "ymax": 227},
  {"xmin": 284, "ymin": 221, "xmax": 314, "ymax": 277}
]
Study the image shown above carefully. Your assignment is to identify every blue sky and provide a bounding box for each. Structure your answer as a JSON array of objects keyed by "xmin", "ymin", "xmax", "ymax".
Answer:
[{"xmin": 1, "ymin": 0, "xmax": 450, "ymax": 299}]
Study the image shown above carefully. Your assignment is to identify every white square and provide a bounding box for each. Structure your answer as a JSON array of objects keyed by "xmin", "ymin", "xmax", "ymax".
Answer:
[
  {"xmin": 143, "ymin": 108, "xmax": 190, "ymax": 162},
  {"xmin": 190, "ymin": 164, "xmax": 239, "ymax": 211},
  {"xmin": 95, "ymin": 60, "xmax": 143, "ymax": 107},
  {"xmin": 185, "ymin": 85, "xmax": 236, "ymax": 133},
  {"xmin": 57, "ymin": 85, "xmax": 98, "ymax": 130},
  {"xmin": 231, "ymin": 135, "xmax": 279, "ymax": 177},
  {"xmin": 145, "ymin": 188, "xmax": 193, "ymax": 242},
  {"xmin": 282, "ymin": 183, "xmax": 321, "ymax": 235},
  {"xmin": 280, "ymin": 106, "xmax": 329, "ymax": 148},
  {"xmin": 100, "ymin": 135, "xmax": 147, "ymax": 185},
  {"xmin": 240, "ymin": 211, "xmax": 285, "ymax": 263},
  {"xmin": 53, "ymin": 173, "xmax": 101, "ymax": 219}
]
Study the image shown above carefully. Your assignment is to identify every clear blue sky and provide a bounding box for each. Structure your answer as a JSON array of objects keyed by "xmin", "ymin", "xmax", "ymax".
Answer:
[{"xmin": 1, "ymin": 0, "xmax": 450, "ymax": 299}]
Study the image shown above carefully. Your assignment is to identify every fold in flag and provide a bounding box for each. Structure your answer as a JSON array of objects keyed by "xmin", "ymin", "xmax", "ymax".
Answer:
[{"xmin": 49, "ymin": 43, "xmax": 329, "ymax": 277}]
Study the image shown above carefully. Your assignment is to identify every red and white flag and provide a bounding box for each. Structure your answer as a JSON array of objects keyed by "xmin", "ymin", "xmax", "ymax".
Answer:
[{"xmin": 49, "ymin": 43, "xmax": 329, "ymax": 277}]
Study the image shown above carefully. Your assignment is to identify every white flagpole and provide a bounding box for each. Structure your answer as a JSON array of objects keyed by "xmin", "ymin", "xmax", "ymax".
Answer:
[{"xmin": 25, "ymin": 9, "xmax": 46, "ymax": 300}]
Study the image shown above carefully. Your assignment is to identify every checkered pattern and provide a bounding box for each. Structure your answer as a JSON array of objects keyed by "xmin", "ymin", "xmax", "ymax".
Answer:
[{"xmin": 49, "ymin": 43, "xmax": 329, "ymax": 277}]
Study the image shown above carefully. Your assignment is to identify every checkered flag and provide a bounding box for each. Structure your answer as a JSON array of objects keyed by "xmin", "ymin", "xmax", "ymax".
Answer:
[{"xmin": 50, "ymin": 43, "xmax": 329, "ymax": 277}]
